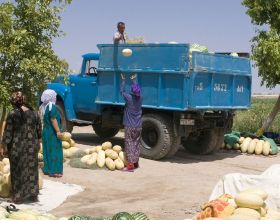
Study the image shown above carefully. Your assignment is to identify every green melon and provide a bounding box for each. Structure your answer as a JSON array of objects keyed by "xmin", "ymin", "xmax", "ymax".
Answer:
[
  {"xmin": 112, "ymin": 212, "xmax": 133, "ymax": 220},
  {"xmin": 131, "ymin": 212, "xmax": 149, "ymax": 220}
]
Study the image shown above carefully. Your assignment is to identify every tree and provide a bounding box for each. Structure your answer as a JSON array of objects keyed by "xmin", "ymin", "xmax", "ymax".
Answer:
[
  {"xmin": 0, "ymin": 0, "xmax": 71, "ymax": 138},
  {"xmin": 242, "ymin": 0, "xmax": 280, "ymax": 135}
]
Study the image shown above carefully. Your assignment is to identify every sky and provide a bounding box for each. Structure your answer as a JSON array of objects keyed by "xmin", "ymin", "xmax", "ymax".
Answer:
[{"xmin": 3, "ymin": 0, "xmax": 280, "ymax": 93}]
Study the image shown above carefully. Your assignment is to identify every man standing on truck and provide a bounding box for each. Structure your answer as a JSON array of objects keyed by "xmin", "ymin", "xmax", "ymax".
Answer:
[{"xmin": 113, "ymin": 22, "xmax": 126, "ymax": 44}]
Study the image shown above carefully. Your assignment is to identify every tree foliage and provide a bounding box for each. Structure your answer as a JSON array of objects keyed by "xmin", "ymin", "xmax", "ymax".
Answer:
[
  {"xmin": 243, "ymin": 0, "xmax": 280, "ymax": 133},
  {"xmin": 243, "ymin": 0, "xmax": 280, "ymax": 88},
  {"xmin": 0, "ymin": 0, "xmax": 71, "ymax": 107}
]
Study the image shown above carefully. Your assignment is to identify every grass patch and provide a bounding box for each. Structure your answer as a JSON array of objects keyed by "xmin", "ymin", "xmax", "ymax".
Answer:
[{"xmin": 233, "ymin": 97, "xmax": 280, "ymax": 133}]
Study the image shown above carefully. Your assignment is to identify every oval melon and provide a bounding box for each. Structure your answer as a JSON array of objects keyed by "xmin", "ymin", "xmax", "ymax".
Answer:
[
  {"xmin": 262, "ymin": 141, "xmax": 270, "ymax": 156},
  {"xmin": 235, "ymin": 192, "xmax": 264, "ymax": 209},
  {"xmin": 241, "ymin": 188, "xmax": 268, "ymax": 200},
  {"xmin": 119, "ymin": 151, "xmax": 128, "ymax": 165},
  {"xmin": 247, "ymin": 139, "xmax": 258, "ymax": 154},
  {"xmin": 239, "ymin": 137, "xmax": 245, "ymax": 144},
  {"xmin": 69, "ymin": 139, "xmax": 75, "ymax": 148},
  {"xmin": 62, "ymin": 141, "xmax": 70, "ymax": 149},
  {"xmin": 60, "ymin": 132, "xmax": 72, "ymax": 141},
  {"xmin": 86, "ymin": 152, "xmax": 98, "ymax": 165},
  {"xmin": 105, "ymin": 149, "xmax": 118, "ymax": 160},
  {"xmin": 102, "ymin": 141, "xmax": 112, "ymax": 150},
  {"xmin": 96, "ymin": 145, "xmax": 103, "ymax": 152},
  {"xmin": 255, "ymin": 140, "xmax": 264, "ymax": 155},
  {"xmin": 233, "ymin": 143, "xmax": 240, "ymax": 150},
  {"xmin": 240, "ymin": 137, "xmax": 252, "ymax": 153},
  {"xmin": 105, "ymin": 157, "xmax": 116, "ymax": 171},
  {"xmin": 97, "ymin": 150, "xmax": 106, "ymax": 168},
  {"xmin": 234, "ymin": 208, "xmax": 261, "ymax": 218},
  {"xmin": 113, "ymin": 145, "xmax": 122, "ymax": 153},
  {"xmin": 114, "ymin": 158, "xmax": 125, "ymax": 170},
  {"xmin": 228, "ymin": 214, "xmax": 258, "ymax": 220}
]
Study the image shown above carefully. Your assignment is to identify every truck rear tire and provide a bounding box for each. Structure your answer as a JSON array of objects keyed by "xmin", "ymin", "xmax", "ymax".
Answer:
[
  {"xmin": 140, "ymin": 114, "xmax": 173, "ymax": 160},
  {"xmin": 165, "ymin": 136, "xmax": 181, "ymax": 158},
  {"xmin": 93, "ymin": 125, "xmax": 119, "ymax": 139},
  {"xmin": 182, "ymin": 129, "xmax": 219, "ymax": 155},
  {"xmin": 57, "ymin": 102, "xmax": 73, "ymax": 133}
]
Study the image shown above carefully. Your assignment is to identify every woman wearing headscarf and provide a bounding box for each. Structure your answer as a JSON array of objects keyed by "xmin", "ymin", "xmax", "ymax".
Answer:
[
  {"xmin": 40, "ymin": 89, "xmax": 63, "ymax": 178},
  {"xmin": 0, "ymin": 91, "xmax": 42, "ymax": 204},
  {"xmin": 120, "ymin": 74, "xmax": 142, "ymax": 171}
]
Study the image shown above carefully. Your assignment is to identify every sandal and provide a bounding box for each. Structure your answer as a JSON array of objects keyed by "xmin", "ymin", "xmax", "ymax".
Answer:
[
  {"xmin": 48, "ymin": 174, "xmax": 56, "ymax": 178},
  {"xmin": 54, "ymin": 173, "xmax": 63, "ymax": 178},
  {"xmin": 6, "ymin": 204, "xmax": 19, "ymax": 213},
  {"xmin": 121, "ymin": 163, "xmax": 135, "ymax": 172}
]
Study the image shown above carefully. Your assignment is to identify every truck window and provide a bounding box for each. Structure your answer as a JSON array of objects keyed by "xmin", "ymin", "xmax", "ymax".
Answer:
[{"xmin": 85, "ymin": 60, "xmax": 98, "ymax": 76}]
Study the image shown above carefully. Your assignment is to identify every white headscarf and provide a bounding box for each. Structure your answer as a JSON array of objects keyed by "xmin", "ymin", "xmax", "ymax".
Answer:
[{"xmin": 40, "ymin": 89, "xmax": 57, "ymax": 116}]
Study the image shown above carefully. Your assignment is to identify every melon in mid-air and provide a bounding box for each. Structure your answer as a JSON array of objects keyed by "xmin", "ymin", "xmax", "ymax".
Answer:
[{"xmin": 122, "ymin": 48, "xmax": 132, "ymax": 57}]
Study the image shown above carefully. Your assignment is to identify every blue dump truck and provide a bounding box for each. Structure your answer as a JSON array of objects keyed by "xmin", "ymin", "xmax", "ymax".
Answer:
[{"xmin": 48, "ymin": 43, "xmax": 251, "ymax": 160}]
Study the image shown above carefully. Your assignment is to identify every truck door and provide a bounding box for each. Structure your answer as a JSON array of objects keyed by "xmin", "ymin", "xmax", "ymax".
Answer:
[{"xmin": 70, "ymin": 59, "xmax": 99, "ymax": 113}]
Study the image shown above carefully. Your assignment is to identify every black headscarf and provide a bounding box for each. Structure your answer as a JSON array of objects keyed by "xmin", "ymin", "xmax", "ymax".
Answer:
[{"xmin": 10, "ymin": 91, "xmax": 26, "ymax": 124}]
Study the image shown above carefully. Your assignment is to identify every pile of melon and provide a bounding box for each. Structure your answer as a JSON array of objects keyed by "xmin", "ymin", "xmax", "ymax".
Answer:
[
  {"xmin": 194, "ymin": 188, "xmax": 280, "ymax": 220},
  {"xmin": 60, "ymin": 132, "xmax": 80, "ymax": 158},
  {"xmin": 0, "ymin": 158, "xmax": 43, "ymax": 198},
  {"xmin": 222, "ymin": 137, "xmax": 273, "ymax": 156},
  {"xmin": 227, "ymin": 188, "xmax": 279, "ymax": 220},
  {"xmin": 80, "ymin": 141, "xmax": 128, "ymax": 171}
]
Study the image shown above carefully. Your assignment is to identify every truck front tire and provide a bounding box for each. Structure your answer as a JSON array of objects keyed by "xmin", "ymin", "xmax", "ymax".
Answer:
[
  {"xmin": 57, "ymin": 102, "xmax": 73, "ymax": 133},
  {"xmin": 182, "ymin": 129, "xmax": 219, "ymax": 155},
  {"xmin": 93, "ymin": 125, "xmax": 119, "ymax": 139},
  {"xmin": 140, "ymin": 114, "xmax": 173, "ymax": 160}
]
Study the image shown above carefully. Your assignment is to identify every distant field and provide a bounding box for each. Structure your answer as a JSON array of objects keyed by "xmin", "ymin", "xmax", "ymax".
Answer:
[{"xmin": 233, "ymin": 97, "xmax": 280, "ymax": 133}]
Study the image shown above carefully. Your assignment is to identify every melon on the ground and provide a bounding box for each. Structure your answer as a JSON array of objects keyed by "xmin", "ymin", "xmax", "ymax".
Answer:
[
  {"xmin": 60, "ymin": 132, "xmax": 72, "ymax": 141},
  {"xmin": 62, "ymin": 141, "xmax": 71, "ymax": 149},
  {"xmin": 131, "ymin": 212, "xmax": 149, "ymax": 220},
  {"xmin": 102, "ymin": 141, "xmax": 112, "ymax": 150},
  {"xmin": 113, "ymin": 145, "xmax": 122, "ymax": 153},
  {"xmin": 112, "ymin": 212, "xmax": 134, "ymax": 220}
]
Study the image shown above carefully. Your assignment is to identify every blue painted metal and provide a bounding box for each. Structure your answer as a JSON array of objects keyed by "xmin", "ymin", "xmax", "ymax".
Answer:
[
  {"xmin": 47, "ymin": 82, "xmax": 77, "ymax": 120},
  {"xmin": 96, "ymin": 43, "xmax": 252, "ymax": 111}
]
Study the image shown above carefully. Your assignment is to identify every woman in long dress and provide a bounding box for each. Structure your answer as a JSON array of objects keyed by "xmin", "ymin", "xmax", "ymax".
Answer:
[
  {"xmin": 40, "ymin": 89, "xmax": 63, "ymax": 177},
  {"xmin": 120, "ymin": 74, "xmax": 143, "ymax": 171},
  {"xmin": 0, "ymin": 91, "xmax": 41, "ymax": 203}
]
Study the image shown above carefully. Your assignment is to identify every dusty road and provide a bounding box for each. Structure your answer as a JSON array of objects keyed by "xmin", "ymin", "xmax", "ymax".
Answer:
[{"xmin": 49, "ymin": 126, "xmax": 280, "ymax": 220}]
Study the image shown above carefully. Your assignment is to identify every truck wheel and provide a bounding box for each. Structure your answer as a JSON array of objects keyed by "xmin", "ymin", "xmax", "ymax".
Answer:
[
  {"xmin": 165, "ymin": 135, "xmax": 181, "ymax": 158},
  {"xmin": 57, "ymin": 102, "xmax": 73, "ymax": 133},
  {"xmin": 182, "ymin": 129, "xmax": 219, "ymax": 155},
  {"xmin": 93, "ymin": 125, "xmax": 119, "ymax": 139},
  {"xmin": 140, "ymin": 114, "xmax": 173, "ymax": 160}
]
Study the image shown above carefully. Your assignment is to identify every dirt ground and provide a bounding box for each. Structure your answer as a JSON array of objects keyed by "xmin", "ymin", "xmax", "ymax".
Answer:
[{"xmin": 48, "ymin": 126, "xmax": 280, "ymax": 220}]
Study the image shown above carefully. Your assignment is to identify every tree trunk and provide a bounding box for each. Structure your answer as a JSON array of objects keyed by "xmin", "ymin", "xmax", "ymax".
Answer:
[
  {"xmin": 0, "ymin": 106, "xmax": 7, "ymax": 140},
  {"xmin": 257, "ymin": 95, "xmax": 280, "ymax": 136}
]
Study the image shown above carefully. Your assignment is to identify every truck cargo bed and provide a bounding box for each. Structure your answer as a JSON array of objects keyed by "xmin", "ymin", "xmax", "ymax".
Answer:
[{"xmin": 96, "ymin": 44, "xmax": 251, "ymax": 111}]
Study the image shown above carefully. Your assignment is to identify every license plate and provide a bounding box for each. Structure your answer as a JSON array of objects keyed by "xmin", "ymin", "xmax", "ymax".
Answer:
[{"xmin": 180, "ymin": 119, "xmax": 195, "ymax": 126}]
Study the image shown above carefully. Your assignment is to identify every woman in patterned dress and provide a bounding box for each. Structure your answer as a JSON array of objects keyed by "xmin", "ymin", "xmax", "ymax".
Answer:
[
  {"xmin": 40, "ymin": 89, "xmax": 63, "ymax": 178},
  {"xmin": 0, "ymin": 91, "xmax": 42, "ymax": 204},
  {"xmin": 120, "ymin": 74, "xmax": 143, "ymax": 171}
]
